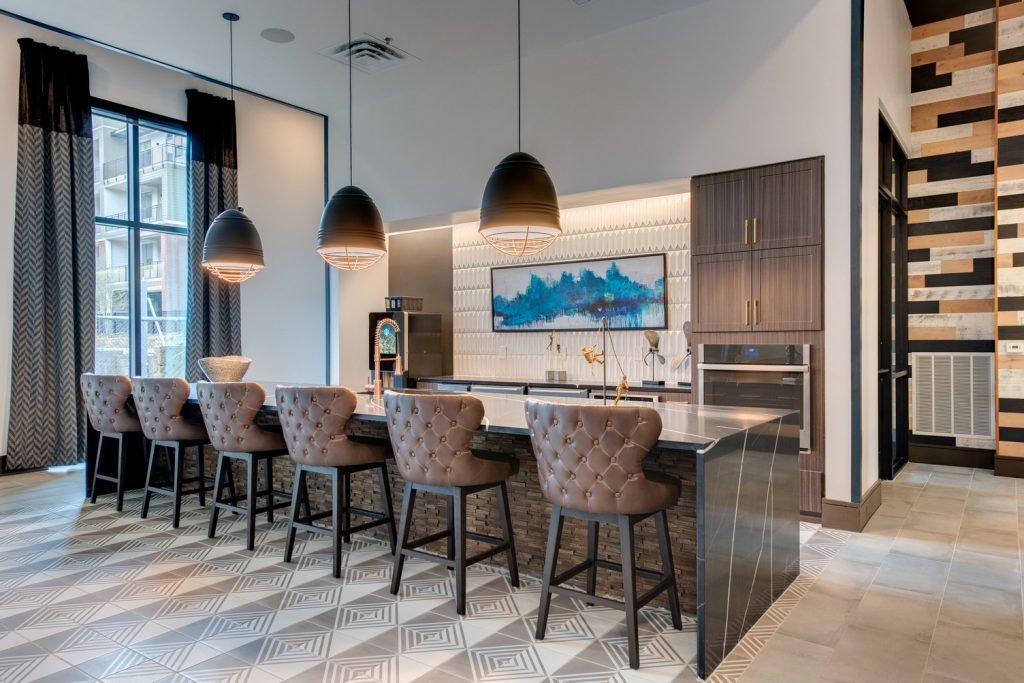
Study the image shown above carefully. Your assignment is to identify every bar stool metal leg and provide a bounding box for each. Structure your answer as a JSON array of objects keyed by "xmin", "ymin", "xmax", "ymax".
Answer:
[
  {"xmin": 171, "ymin": 443, "xmax": 185, "ymax": 528},
  {"xmin": 246, "ymin": 454, "xmax": 258, "ymax": 551},
  {"xmin": 390, "ymin": 487, "xmax": 417, "ymax": 595},
  {"xmin": 656, "ymin": 510, "xmax": 683, "ymax": 630},
  {"xmin": 284, "ymin": 465, "xmax": 304, "ymax": 564},
  {"xmin": 141, "ymin": 441, "xmax": 157, "ymax": 519},
  {"xmin": 619, "ymin": 516, "xmax": 639, "ymax": 670},
  {"xmin": 378, "ymin": 464, "xmax": 397, "ymax": 554},
  {"xmin": 196, "ymin": 446, "xmax": 207, "ymax": 507},
  {"xmin": 208, "ymin": 453, "xmax": 225, "ymax": 538},
  {"xmin": 586, "ymin": 520, "xmax": 599, "ymax": 601},
  {"xmin": 453, "ymin": 488, "xmax": 468, "ymax": 615},
  {"xmin": 115, "ymin": 434, "xmax": 126, "ymax": 512},
  {"xmin": 536, "ymin": 505, "xmax": 564, "ymax": 640},
  {"xmin": 496, "ymin": 481, "xmax": 520, "ymax": 587}
]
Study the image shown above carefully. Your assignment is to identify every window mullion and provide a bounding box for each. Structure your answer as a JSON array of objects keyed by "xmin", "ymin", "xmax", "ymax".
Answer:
[{"xmin": 128, "ymin": 122, "xmax": 142, "ymax": 377}]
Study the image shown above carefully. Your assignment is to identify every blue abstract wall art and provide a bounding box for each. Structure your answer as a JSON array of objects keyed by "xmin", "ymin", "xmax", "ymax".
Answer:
[{"xmin": 491, "ymin": 254, "xmax": 667, "ymax": 332}]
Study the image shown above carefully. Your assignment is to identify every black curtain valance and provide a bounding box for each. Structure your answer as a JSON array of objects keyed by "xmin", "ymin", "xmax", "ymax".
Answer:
[
  {"xmin": 186, "ymin": 89, "xmax": 237, "ymax": 170},
  {"xmin": 17, "ymin": 38, "xmax": 91, "ymax": 136}
]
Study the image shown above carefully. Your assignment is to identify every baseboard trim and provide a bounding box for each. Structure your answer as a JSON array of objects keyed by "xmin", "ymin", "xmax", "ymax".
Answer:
[
  {"xmin": 821, "ymin": 480, "xmax": 882, "ymax": 532},
  {"xmin": 995, "ymin": 455, "xmax": 1024, "ymax": 478},
  {"xmin": 910, "ymin": 443, "xmax": 994, "ymax": 469}
]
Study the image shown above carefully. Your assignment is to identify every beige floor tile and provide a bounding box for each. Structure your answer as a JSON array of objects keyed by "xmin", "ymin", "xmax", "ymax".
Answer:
[
  {"xmin": 819, "ymin": 624, "xmax": 931, "ymax": 683},
  {"xmin": 846, "ymin": 585, "xmax": 940, "ymax": 643},
  {"xmin": 871, "ymin": 553, "xmax": 950, "ymax": 596},
  {"xmin": 902, "ymin": 510, "xmax": 964, "ymax": 536},
  {"xmin": 913, "ymin": 494, "xmax": 968, "ymax": 516},
  {"xmin": 890, "ymin": 527, "xmax": 957, "ymax": 562},
  {"xmin": 775, "ymin": 590, "xmax": 859, "ymax": 648},
  {"xmin": 926, "ymin": 621, "xmax": 1024, "ymax": 683},
  {"xmin": 740, "ymin": 633, "xmax": 833, "ymax": 682},
  {"xmin": 937, "ymin": 579, "xmax": 1024, "ymax": 638},
  {"xmin": 947, "ymin": 549, "xmax": 1021, "ymax": 590}
]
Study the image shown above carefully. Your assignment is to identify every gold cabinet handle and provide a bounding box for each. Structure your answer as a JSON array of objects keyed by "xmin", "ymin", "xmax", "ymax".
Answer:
[
  {"xmin": 745, "ymin": 299, "xmax": 751, "ymax": 325},
  {"xmin": 744, "ymin": 219, "xmax": 749, "ymax": 244},
  {"xmin": 753, "ymin": 217, "xmax": 759, "ymax": 244}
]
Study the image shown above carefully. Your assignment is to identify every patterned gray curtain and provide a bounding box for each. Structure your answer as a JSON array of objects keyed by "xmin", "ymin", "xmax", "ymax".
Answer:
[
  {"xmin": 6, "ymin": 39, "xmax": 95, "ymax": 470},
  {"xmin": 185, "ymin": 89, "xmax": 242, "ymax": 381}
]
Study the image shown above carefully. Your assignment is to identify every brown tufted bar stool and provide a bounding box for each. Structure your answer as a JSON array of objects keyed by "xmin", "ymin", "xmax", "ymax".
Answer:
[
  {"xmin": 384, "ymin": 391, "xmax": 520, "ymax": 615},
  {"xmin": 132, "ymin": 378, "xmax": 218, "ymax": 528},
  {"xmin": 81, "ymin": 373, "xmax": 144, "ymax": 512},
  {"xmin": 525, "ymin": 400, "xmax": 683, "ymax": 669},
  {"xmin": 198, "ymin": 382, "xmax": 292, "ymax": 551},
  {"xmin": 276, "ymin": 386, "xmax": 397, "ymax": 578}
]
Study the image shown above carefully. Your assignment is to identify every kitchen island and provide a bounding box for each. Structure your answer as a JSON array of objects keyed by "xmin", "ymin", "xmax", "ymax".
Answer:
[{"xmin": 95, "ymin": 384, "xmax": 799, "ymax": 677}]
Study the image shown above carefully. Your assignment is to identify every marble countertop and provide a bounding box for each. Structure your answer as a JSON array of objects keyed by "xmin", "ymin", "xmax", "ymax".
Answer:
[
  {"xmin": 417, "ymin": 375, "xmax": 692, "ymax": 393},
  {"xmin": 190, "ymin": 382, "xmax": 785, "ymax": 453}
]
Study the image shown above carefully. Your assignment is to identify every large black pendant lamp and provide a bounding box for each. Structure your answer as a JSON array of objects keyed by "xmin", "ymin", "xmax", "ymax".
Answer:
[
  {"xmin": 202, "ymin": 12, "xmax": 265, "ymax": 284},
  {"xmin": 317, "ymin": 0, "xmax": 387, "ymax": 271},
  {"xmin": 479, "ymin": 0, "xmax": 560, "ymax": 257}
]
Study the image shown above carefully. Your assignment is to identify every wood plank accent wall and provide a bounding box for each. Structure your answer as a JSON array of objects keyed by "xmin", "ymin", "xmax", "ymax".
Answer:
[
  {"xmin": 909, "ymin": 5, "xmax": 998, "ymax": 452},
  {"xmin": 997, "ymin": 0, "xmax": 1024, "ymax": 472}
]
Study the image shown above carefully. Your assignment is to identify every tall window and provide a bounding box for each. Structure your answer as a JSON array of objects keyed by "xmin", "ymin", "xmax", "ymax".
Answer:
[{"xmin": 92, "ymin": 103, "xmax": 188, "ymax": 377}]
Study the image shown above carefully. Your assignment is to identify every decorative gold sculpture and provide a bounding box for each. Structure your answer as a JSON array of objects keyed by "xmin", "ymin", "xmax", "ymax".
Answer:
[
  {"xmin": 373, "ymin": 318, "xmax": 402, "ymax": 400},
  {"xmin": 581, "ymin": 345, "xmax": 605, "ymax": 367},
  {"xmin": 613, "ymin": 374, "xmax": 629, "ymax": 406}
]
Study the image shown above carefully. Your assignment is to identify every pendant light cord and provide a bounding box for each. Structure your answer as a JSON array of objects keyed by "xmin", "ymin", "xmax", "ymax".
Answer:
[
  {"xmin": 517, "ymin": 0, "xmax": 521, "ymax": 153},
  {"xmin": 349, "ymin": 0, "xmax": 354, "ymax": 186},
  {"xmin": 229, "ymin": 17, "xmax": 234, "ymax": 101}
]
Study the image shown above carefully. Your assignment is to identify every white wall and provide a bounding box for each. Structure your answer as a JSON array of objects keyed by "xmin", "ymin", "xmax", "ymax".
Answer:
[
  {"xmin": 451, "ymin": 194, "xmax": 690, "ymax": 384},
  {"xmin": 340, "ymin": 0, "xmax": 857, "ymax": 502},
  {"xmin": 861, "ymin": 0, "xmax": 912, "ymax": 496},
  {"xmin": 0, "ymin": 14, "xmax": 326, "ymax": 455}
]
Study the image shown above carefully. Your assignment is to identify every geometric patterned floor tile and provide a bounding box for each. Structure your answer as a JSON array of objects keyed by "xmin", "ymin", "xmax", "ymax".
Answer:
[{"xmin": 0, "ymin": 468, "xmax": 845, "ymax": 683}]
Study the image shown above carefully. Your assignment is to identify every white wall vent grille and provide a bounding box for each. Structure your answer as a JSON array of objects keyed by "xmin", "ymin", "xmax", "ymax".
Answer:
[{"xmin": 911, "ymin": 352, "xmax": 993, "ymax": 439}]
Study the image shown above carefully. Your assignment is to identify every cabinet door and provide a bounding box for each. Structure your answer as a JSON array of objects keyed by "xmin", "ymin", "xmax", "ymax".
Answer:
[
  {"xmin": 752, "ymin": 246, "xmax": 822, "ymax": 331},
  {"xmin": 692, "ymin": 252, "xmax": 752, "ymax": 332},
  {"xmin": 691, "ymin": 170, "xmax": 753, "ymax": 255},
  {"xmin": 752, "ymin": 158, "xmax": 822, "ymax": 249}
]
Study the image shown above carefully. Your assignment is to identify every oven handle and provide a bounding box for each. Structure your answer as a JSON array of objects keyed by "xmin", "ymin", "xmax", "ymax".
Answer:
[{"xmin": 697, "ymin": 363, "xmax": 809, "ymax": 373}]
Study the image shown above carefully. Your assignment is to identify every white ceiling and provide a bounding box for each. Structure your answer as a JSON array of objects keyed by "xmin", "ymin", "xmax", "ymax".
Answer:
[{"xmin": 0, "ymin": 0, "xmax": 705, "ymax": 115}]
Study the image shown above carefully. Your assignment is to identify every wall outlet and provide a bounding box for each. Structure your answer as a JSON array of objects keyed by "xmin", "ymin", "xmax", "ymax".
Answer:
[{"xmin": 1007, "ymin": 341, "xmax": 1024, "ymax": 354}]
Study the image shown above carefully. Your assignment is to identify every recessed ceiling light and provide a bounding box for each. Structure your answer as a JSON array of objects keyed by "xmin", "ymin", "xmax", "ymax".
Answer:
[{"xmin": 261, "ymin": 28, "xmax": 295, "ymax": 44}]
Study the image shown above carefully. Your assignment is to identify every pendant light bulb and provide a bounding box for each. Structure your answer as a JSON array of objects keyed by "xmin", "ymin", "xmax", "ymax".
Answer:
[
  {"xmin": 479, "ymin": 0, "xmax": 560, "ymax": 257},
  {"xmin": 201, "ymin": 12, "xmax": 265, "ymax": 284},
  {"xmin": 317, "ymin": 0, "xmax": 387, "ymax": 271}
]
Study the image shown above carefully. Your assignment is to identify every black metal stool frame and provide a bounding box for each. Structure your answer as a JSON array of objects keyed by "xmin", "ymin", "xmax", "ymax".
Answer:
[
  {"xmin": 535, "ymin": 505, "xmax": 683, "ymax": 669},
  {"xmin": 90, "ymin": 431, "xmax": 142, "ymax": 512},
  {"xmin": 284, "ymin": 461, "xmax": 397, "ymax": 578},
  {"xmin": 207, "ymin": 450, "xmax": 293, "ymax": 551},
  {"xmin": 390, "ymin": 480, "xmax": 519, "ymax": 615},
  {"xmin": 140, "ymin": 439, "xmax": 221, "ymax": 528}
]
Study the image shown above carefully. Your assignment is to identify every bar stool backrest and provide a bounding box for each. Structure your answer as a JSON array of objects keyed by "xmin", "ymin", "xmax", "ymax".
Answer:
[
  {"xmin": 524, "ymin": 400, "xmax": 664, "ymax": 515},
  {"xmin": 383, "ymin": 391, "xmax": 489, "ymax": 486},
  {"xmin": 276, "ymin": 386, "xmax": 383, "ymax": 467},
  {"xmin": 197, "ymin": 382, "xmax": 283, "ymax": 453},
  {"xmin": 80, "ymin": 373, "xmax": 141, "ymax": 433},
  {"xmin": 132, "ymin": 377, "xmax": 208, "ymax": 442}
]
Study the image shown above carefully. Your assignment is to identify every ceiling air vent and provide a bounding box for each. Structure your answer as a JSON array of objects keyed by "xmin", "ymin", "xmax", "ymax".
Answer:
[{"xmin": 318, "ymin": 34, "xmax": 415, "ymax": 75}]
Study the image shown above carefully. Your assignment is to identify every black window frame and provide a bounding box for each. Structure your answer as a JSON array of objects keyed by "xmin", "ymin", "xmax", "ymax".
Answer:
[{"xmin": 92, "ymin": 98, "xmax": 188, "ymax": 377}]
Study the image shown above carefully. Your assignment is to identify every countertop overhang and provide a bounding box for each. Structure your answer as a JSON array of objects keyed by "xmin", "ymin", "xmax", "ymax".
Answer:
[{"xmin": 191, "ymin": 382, "xmax": 789, "ymax": 453}]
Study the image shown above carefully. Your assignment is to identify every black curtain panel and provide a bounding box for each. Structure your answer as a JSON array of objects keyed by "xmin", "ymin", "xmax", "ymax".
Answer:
[
  {"xmin": 185, "ymin": 89, "xmax": 242, "ymax": 380},
  {"xmin": 6, "ymin": 38, "xmax": 95, "ymax": 470}
]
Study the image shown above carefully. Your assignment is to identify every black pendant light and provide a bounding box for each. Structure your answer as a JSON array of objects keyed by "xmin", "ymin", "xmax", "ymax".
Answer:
[
  {"xmin": 317, "ymin": 0, "xmax": 387, "ymax": 271},
  {"xmin": 202, "ymin": 12, "xmax": 265, "ymax": 283},
  {"xmin": 479, "ymin": 0, "xmax": 560, "ymax": 257}
]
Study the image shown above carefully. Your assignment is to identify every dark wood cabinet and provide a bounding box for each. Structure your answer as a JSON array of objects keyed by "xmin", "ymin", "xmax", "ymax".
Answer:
[
  {"xmin": 691, "ymin": 157, "xmax": 823, "ymax": 333},
  {"xmin": 752, "ymin": 246, "xmax": 822, "ymax": 331},
  {"xmin": 692, "ymin": 157, "xmax": 823, "ymax": 254},
  {"xmin": 693, "ymin": 253, "xmax": 752, "ymax": 332},
  {"xmin": 692, "ymin": 171, "xmax": 751, "ymax": 255},
  {"xmin": 753, "ymin": 159, "xmax": 823, "ymax": 249}
]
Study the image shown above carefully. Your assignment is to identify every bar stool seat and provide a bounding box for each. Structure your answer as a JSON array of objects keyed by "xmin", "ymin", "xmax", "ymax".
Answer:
[
  {"xmin": 198, "ymin": 382, "xmax": 293, "ymax": 551},
  {"xmin": 132, "ymin": 377, "xmax": 217, "ymax": 528},
  {"xmin": 384, "ymin": 391, "xmax": 519, "ymax": 615},
  {"xmin": 525, "ymin": 400, "xmax": 683, "ymax": 669},
  {"xmin": 277, "ymin": 386, "xmax": 397, "ymax": 578},
  {"xmin": 81, "ymin": 374, "xmax": 143, "ymax": 512}
]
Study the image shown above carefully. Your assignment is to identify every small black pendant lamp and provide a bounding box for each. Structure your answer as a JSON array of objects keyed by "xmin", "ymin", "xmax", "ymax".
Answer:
[
  {"xmin": 317, "ymin": 0, "xmax": 387, "ymax": 271},
  {"xmin": 202, "ymin": 12, "xmax": 265, "ymax": 284},
  {"xmin": 479, "ymin": 0, "xmax": 560, "ymax": 257}
]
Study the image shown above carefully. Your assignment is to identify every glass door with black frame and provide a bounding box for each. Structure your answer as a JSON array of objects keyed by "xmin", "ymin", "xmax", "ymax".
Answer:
[{"xmin": 878, "ymin": 117, "xmax": 909, "ymax": 479}]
